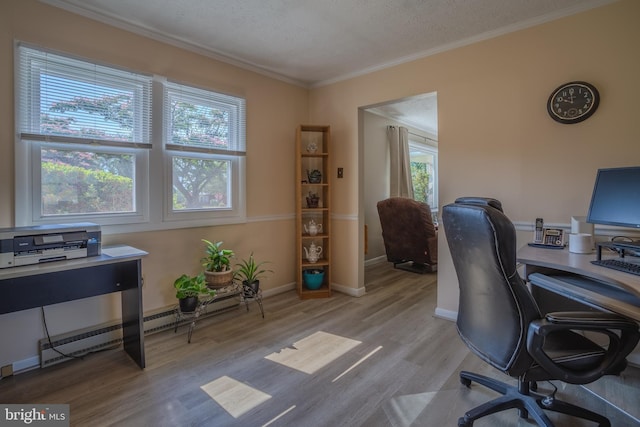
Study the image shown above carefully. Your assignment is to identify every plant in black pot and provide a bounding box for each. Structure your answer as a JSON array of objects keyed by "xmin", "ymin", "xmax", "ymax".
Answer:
[
  {"xmin": 234, "ymin": 253, "xmax": 272, "ymax": 296},
  {"xmin": 173, "ymin": 273, "xmax": 216, "ymax": 312},
  {"xmin": 201, "ymin": 239, "xmax": 235, "ymax": 288}
]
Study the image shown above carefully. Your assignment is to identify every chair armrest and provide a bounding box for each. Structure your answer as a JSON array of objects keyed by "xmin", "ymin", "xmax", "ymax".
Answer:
[
  {"xmin": 544, "ymin": 311, "xmax": 639, "ymax": 327},
  {"xmin": 527, "ymin": 311, "xmax": 640, "ymax": 384}
]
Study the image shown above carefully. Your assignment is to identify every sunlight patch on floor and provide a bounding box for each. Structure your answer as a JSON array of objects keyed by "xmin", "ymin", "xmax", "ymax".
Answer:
[
  {"xmin": 262, "ymin": 405, "xmax": 297, "ymax": 427},
  {"xmin": 333, "ymin": 345, "xmax": 383, "ymax": 382},
  {"xmin": 265, "ymin": 331, "xmax": 362, "ymax": 374},
  {"xmin": 201, "ymin": 375, "xmax": 271, "ymax": 418}
]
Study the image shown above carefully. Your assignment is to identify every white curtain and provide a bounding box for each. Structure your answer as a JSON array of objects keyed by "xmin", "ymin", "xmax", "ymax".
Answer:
[{"xmin": 388, "ymin": 126, "xmax": 414, "ymax": 198}]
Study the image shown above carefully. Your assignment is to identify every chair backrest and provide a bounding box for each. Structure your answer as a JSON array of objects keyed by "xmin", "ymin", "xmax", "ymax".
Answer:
[
  {"xmin": 376, "ymin": 197, "xmax": 437, "ymax": 265},
  {"xmin": 442, "ymin": 198, "xmax": 541, "ymax": 375}
]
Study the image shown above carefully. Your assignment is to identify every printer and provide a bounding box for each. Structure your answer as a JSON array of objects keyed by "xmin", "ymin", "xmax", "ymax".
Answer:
[{"xmin": 0, "ymin": 223, "xmax": 101, "ymax": 269}]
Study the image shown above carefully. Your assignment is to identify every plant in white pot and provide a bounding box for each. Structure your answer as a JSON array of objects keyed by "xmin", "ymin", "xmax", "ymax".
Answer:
[
  {"xmin": 201, "ymin": 239, "xmax": 235, "ymax": 288},
  {"xmin": 234, "ymin": 252, "xmax": 272, "ymax": 295},
  {"xmin": 173, "ymin": 273, "xmax": 216, "ymax": 312}
]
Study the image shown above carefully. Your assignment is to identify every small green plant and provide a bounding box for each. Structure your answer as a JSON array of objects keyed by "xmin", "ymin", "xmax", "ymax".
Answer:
[
  {"xmin": 234, "ymin": 253, "xmax": 273, "ymax": 284},
  {"xmin": 173, "ymin": 273, "xmax": 216, "ymax": 299},
  {"xmin": 201, "ymin": 239, "xmax": 235, "ymax": 272}
]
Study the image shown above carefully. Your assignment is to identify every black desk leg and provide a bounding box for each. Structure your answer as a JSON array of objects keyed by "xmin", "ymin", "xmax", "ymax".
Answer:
[{"xmin": 121, "ymin": 260, "xmax": 145, "ymax": 369}]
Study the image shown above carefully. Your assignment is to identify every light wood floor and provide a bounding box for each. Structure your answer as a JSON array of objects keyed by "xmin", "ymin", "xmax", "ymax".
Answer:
[{"xmin": 1, "ymin": 262, "xmax": 638, "ymax": 426}]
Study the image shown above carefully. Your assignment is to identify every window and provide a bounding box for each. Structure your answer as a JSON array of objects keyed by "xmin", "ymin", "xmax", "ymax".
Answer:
[
  {"xmin": 16, "ymin": 44, "xmax": 151, "ymax": 226},
  {"xmin": 409, "ymin": 139, "xmax": 438, "ymax": 211},
  {"xmin": 163, "ymin": 80, "xmax": 245, "ymax": 222},
  {"xmin": 15, "ymin": 43, "xmax": 246, "ymax": 231}
]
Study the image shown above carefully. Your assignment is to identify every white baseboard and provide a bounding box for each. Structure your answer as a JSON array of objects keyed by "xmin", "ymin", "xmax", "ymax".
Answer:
[
  {"xmin": 332, "ymin": 283, "xmax": 367, "ymax": 297},
  {"xmin": 6, "ymin": 356, "xmax": 40, "ymax": 376},
  {"xmin": 262, "ymin": 282, "xmax": 295, "ymax": 298},
  {"xmin": 434, "ymin": 307, "xmax": 457, "ymax": 322},
  {"xmin": 267, "ymin": 281, "xmax": 366, "ymax": 298},
  {"xmin": 364, "ymin": 256, "xmax": 387, "ymax": 267}
]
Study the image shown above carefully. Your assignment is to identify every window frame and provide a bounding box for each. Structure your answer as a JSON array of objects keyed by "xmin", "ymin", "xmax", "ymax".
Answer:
[
  {"xmin": 23, "ymin": 141, "xmax": 150, "ymax": 226},
  {"xmin": 408, "ymin": 138, "xmax": 438, "ymax": 212},
  {"xmin": 163, "ymin": 150, "xmax": 246, "ymax": 224},
  {"xmin": 161, "ymin": 78, "xmax": 246, "ymax": 223},
  {"xmin": 15, "ymin": 42, "xmax": 247, "ymax": 234}
]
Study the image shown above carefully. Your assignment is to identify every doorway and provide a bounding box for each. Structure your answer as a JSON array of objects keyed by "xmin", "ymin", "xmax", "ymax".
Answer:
[{"xmin": 360, "ymin": 92, "xmax": 438, "ymax": 267}]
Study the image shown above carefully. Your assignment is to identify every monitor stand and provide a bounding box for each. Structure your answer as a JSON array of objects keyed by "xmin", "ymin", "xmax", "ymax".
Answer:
[{"xmin": 595, "ymin": 241, "xmax": 640, "ymax": 260}]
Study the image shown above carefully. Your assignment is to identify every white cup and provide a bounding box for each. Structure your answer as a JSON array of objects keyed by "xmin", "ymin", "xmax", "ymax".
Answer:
[{"xmin": 569, "ymin": 233, "xmax": 594, "ymax": 254}]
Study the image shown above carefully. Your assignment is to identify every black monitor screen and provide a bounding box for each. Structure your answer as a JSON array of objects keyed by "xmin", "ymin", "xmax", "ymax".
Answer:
[{"xmin": 587, "ymin": 166, "xmax": 640, "ymax": 229}]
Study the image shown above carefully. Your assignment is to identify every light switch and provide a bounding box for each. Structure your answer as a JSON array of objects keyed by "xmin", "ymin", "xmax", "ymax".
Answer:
[{"xmin": 337, "ymin": 167, "xmax": 343, "ymax": 178}]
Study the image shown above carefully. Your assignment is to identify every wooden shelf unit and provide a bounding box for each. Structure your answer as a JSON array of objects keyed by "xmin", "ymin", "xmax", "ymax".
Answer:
[{"xmin": 296, "ymin": 125, "xmax": 331, "ymax": 299}]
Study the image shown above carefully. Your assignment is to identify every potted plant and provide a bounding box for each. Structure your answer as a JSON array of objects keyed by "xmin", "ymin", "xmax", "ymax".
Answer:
[
  {"xmin": 234, "ymin": 252, "xmax": 273, "ymax": 295},
  {"xmin": 201, "ymin": 239, "xmax": 235, "ymax": 288},
  {"xmin": 173, "ymin": 273, "xmax": 216, "ymax": 312}
]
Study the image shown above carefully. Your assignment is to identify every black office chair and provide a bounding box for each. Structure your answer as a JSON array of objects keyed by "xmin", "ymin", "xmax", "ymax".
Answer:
[{"xmin": 442, "ymin": 197, "xmax": 640, "ymax": 427}]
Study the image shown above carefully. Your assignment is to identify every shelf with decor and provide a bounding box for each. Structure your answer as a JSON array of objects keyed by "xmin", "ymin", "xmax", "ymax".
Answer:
[{"xmin": 296, "ymin": 125, "xmax": 331, "ymax": 299}]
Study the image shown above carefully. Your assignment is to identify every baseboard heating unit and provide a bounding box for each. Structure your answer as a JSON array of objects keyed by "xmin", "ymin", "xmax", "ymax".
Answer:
[{"xmin": 39, "ymin": 298, "xmax": 239, "ymax": 368}]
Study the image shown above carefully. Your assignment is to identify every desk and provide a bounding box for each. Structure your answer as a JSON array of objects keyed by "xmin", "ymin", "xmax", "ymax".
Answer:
[
  {"xmin": 0, "ymin": 245, "xmax": 147, "ymax": 369},
  {"xmin": 517, "ymin": 245, "xmax": 640, "ymax": 322}
]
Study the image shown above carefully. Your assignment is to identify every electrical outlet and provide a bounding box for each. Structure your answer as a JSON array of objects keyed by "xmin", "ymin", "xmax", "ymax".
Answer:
[{"xmin": 337, "ymin": 167, "xmax": 343, "ymax": 178}]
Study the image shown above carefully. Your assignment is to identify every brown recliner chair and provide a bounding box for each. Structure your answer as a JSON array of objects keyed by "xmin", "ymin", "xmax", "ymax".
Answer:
[{"xmin": 376, "ymin": 197, "xmax": 437, "ymax": 273}]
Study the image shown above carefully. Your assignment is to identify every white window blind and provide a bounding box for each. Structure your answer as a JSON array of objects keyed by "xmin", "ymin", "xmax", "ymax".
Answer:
[
  {"xmin": 17, "ymin": 44, "xmax": 152, "ymax": 147},
  {"xmin": 164, "ymin": 80, "xmax": 245, "ymax": 155},
  {"xmin": 15, "ymin": 43, "xmax": 246, "ymax": 231}
]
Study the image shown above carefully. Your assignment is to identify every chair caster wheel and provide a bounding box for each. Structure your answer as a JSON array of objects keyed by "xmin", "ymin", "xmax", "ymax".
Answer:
[
  {"xmin": 458, "ymin": 416, "xmax": 472, "ymax": 426},
  {"xmin": 460, "ymin": 377, "xmax": 472, "ymax": 387}
]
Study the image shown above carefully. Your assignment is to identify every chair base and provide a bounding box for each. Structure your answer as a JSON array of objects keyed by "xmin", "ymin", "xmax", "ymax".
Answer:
[{"xmin": 457, "ymin": 370, "xmax": 610, "ymax": 427}]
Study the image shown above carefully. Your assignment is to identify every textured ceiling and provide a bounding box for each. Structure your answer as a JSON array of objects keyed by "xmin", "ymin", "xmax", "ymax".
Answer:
[{"xmin": 42, "ymin": 0, "xmax": 615, "ymax": 87}]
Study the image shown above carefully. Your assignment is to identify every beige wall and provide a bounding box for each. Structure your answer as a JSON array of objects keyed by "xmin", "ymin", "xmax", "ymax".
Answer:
[
  {"xmin": 309, "ymin": 0, "xmax": 640, "ymax": 316},
  {"xmin": 0, "ymin": 0, "xmax": 308, "ymax": 366}
]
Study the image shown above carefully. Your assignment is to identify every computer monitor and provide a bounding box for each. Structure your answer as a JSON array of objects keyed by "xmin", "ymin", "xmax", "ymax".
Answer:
[{"xmin": 587, "ymin": 166, "xmax": 640, "ymax": 230}]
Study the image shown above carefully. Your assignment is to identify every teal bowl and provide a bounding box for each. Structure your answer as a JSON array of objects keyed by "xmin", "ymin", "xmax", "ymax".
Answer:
[{"xmin": 303, "ymin": 269, "xmax": 325, "ymax": 290}]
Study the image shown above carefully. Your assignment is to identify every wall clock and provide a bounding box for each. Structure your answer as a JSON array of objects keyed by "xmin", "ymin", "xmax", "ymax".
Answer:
[{"xmin": 547, "ymin": 81, "xmax": 599, "ymax": 124}]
